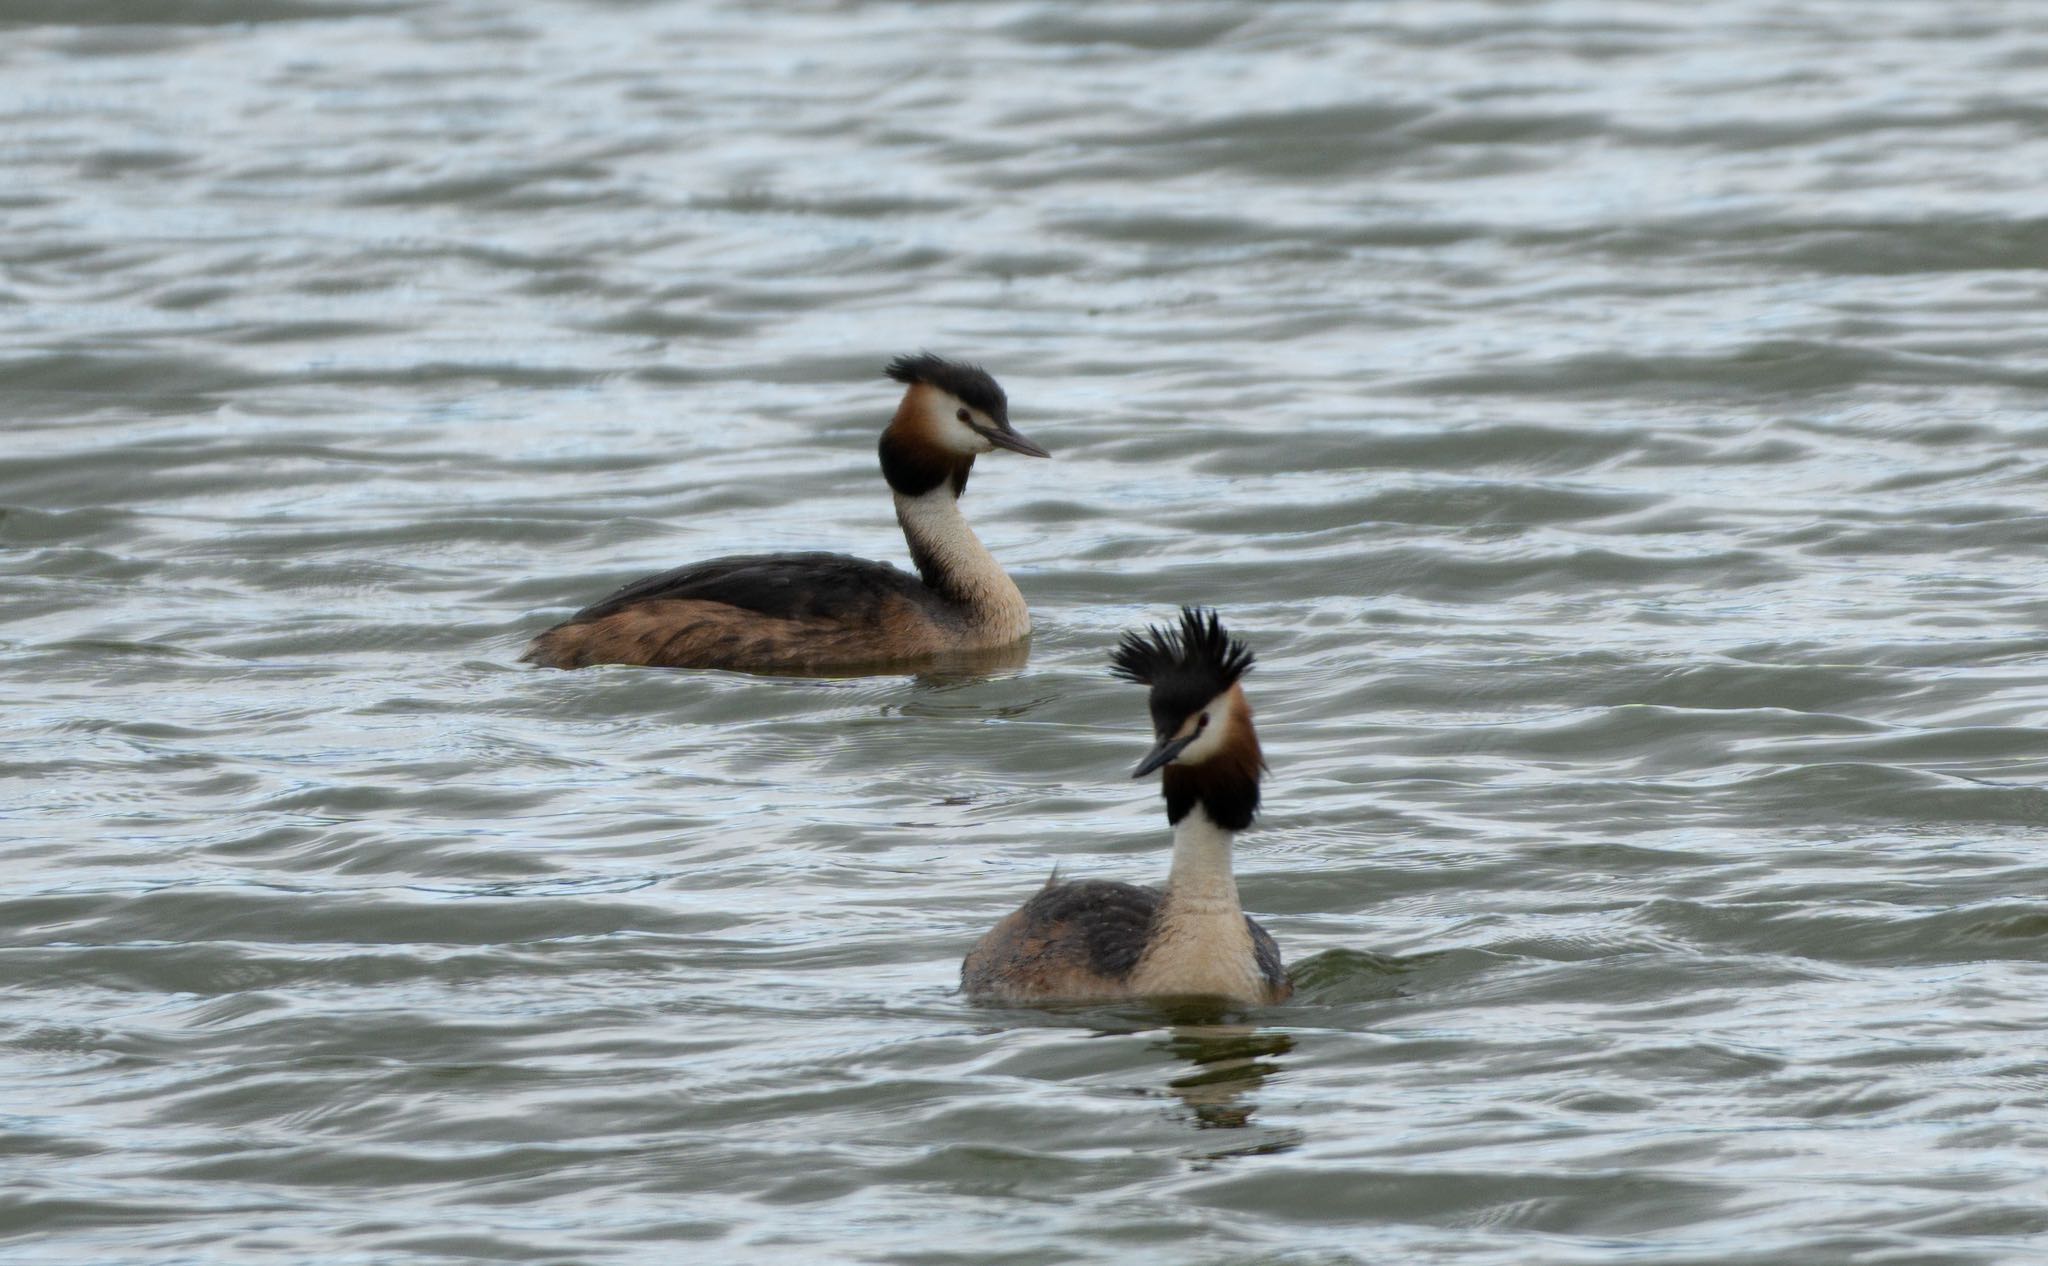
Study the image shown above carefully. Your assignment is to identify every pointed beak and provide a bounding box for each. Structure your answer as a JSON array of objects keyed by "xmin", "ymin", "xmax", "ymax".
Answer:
[
  {"xmin": 976, "ymin": 422, "xmax": 1050, "ymax": 459},
  {"xmin": 1131, "ymin": 732, "xmax": 1195, "ymax": 778}
]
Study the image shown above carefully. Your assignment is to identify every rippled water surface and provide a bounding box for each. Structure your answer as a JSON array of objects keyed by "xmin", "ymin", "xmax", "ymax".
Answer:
[{"xmin": 7, "ymin": 2, "xmax": 2048, "ymax": 1262}]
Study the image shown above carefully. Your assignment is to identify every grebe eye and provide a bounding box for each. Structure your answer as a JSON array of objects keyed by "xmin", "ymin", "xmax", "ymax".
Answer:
[
  {"xmin": 1197, "ymin": 713, "xmax": 1210, "ymax": 730},
  {"xmin": 956, "ymin": 408, "xmax": 971, "ymax": 423}
]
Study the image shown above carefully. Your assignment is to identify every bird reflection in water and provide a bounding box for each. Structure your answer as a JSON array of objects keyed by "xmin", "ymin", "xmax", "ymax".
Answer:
[
  {"xmin": 903, "ymin": 638, "xmax": 1034, "ymax": 685},
  {"xmin": 1153, "ymin": 1023, "xmax": 1304, "ymax": 1157}
]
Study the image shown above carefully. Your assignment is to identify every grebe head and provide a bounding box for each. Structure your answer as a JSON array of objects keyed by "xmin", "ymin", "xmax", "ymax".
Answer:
[
  {"xmin": 1112, "ymin": 603, "xmax": 1262, "ymax": 767},
  {"xmin": 879, "ymin": 354, "xmax": 1049, "ymax": 497},
  {"xmin": 884, "ymin": 352, "xmax": 1047, "ymax": 458},
  {"xmin": 1112, "ymin": 608, "xmax": 1263, "ymax": 829}
]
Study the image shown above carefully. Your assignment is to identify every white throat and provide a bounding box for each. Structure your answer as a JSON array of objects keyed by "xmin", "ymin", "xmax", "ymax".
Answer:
[
  {"xmin": 894, "ymin": 489, "xmax": 1029, "ymax": 640},
  {"xmin": 1163, "ymin": 804, "xmax": 1243, "ymax": 915}
]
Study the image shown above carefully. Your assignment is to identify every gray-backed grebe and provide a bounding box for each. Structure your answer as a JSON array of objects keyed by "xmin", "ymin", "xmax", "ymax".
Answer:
[
  {"xmin": 522, "ymin": 354, "xmax": 1049, "ymax": 673},
  {"xmin": 962, "ymin": 608, "xmax": 1291, "ymax": 1007}
]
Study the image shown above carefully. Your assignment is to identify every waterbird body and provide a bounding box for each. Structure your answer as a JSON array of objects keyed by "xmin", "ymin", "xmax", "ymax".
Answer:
[
  {"xmin": 523, "ymin": 354, "xmax": 1049, "ymax": 674},
  {"xmin": 962, "ymin": 608, "xmax": 1291, "ymax": 1007}
]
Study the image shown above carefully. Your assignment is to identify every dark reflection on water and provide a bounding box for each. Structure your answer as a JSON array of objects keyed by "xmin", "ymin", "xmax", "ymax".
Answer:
[
  {"xmin": 1288, "ymin": 947, "xmax": 1423, "ymax": 1004},
  {"xmin": 904, "ymin": 639, "xmax": 1037, "ymax": 685},
  {"xmin": 1155, "ymin": 1024, "xmax": 1298, "ymax": 1138}
]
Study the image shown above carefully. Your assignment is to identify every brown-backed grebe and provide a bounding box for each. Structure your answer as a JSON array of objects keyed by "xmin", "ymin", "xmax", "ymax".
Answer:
[
  {"xmin": 523, "ymin": 354, "xmax": 1049, "ymax": 673},
  {"xmin": 962, "ymin": 608, "xmax": 1291, "ymax": 1007}
]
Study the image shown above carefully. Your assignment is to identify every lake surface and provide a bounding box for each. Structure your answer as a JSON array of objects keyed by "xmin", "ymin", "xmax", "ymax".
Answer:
[{"xmin": 5, "ymin": 2, "xmax": 2048, "ymax": 1262}]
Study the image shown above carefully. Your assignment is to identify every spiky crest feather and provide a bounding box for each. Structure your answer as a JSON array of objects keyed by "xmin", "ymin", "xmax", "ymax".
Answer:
[
  {"xmin": 1113, "ymin": 607, "xmax": 1263, "ymax": 829},
  {"xmin": 1110, "ymin": 607, "xmax": 1255, "ymax": 693}
]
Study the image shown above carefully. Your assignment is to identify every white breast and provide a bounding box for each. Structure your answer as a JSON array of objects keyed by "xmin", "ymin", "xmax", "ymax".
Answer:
[{"xmin": 1128, "ymin": 910, "xmax": 1268, "ymax": 1003}]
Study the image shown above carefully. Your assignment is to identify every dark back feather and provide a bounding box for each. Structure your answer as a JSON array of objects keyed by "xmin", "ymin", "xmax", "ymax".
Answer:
[
  {"xmin": 1024, "ymin": 879, "xmax": 1160, "ymax": 979},
  {"xmin": 554, "ymin": 552, "xmax": 933, "ymax": 626}
]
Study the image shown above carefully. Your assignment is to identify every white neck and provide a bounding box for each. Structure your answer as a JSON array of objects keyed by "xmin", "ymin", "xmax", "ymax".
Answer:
[
  {"xmin": 893, "ymin": 489, "xmax": 1029, "ymax": 640},
  {"xmin": 1163, "ymin": 805, "xmax": 1243, "ymax": 916},
  {"xmin": 1128, "ymin": 804, "xmax": 1265, "ymax": 1002}
]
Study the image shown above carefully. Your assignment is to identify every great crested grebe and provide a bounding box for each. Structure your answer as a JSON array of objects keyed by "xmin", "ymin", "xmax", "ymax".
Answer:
[
  {"xmin": 962, "ymin": 608, "xmax": 1291, "ymax": 1008},
  {"xmin": 522, "ymin": 354, "xmax": 1049, "ymax": 673}
]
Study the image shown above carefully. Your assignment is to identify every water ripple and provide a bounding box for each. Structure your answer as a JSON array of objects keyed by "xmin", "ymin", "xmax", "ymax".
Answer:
[{"xmin": 5, "ymin": 1, "xmax": 2048, "ymax": 1263}]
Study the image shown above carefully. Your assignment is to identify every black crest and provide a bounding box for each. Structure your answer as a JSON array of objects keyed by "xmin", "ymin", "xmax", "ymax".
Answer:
[
  {"xmin": 885, "ymin": 352, "xmax": 1008, "ymax": 422},
  {"xmin": 1111, "ymin": 607, "xmax": 1255, "ymax": 731}
]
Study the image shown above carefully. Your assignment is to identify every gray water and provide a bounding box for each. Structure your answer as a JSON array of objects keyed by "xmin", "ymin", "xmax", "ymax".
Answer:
[{"xmin": 5, "ymin": 2, "xmax": 2048, "ymax": 1262}]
